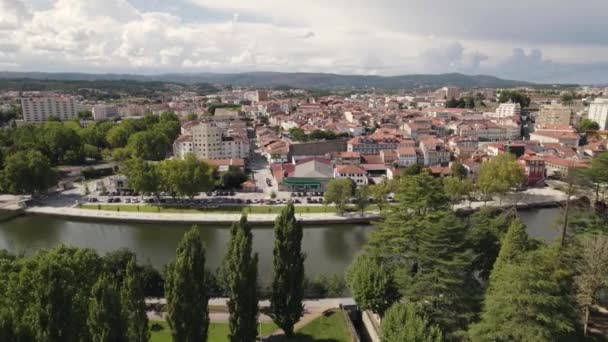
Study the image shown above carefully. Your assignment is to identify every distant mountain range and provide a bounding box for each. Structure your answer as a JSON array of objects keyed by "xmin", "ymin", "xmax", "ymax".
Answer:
[{"xmin": 0, "ymin": 71, "xmax": 536, "ymax": 90}]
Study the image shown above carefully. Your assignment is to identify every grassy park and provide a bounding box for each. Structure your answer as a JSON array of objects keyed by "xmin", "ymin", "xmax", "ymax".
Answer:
[{"xmin": 149, "ymin": 310, "xmax": 352, "ymax": 341}]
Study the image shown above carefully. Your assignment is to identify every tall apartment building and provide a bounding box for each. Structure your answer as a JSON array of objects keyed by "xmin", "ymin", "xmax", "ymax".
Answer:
[
  {"xmin": 92, "ymin": 104, "xmax": 119, "ymax": 121},
  {"xmin": 495, "ymin": 101, "xmax": 521, "ymax": 118},
  {"xmin": 190, "ymin": 121, "xmax": 249, "ymax": 160},
  {"xmin": 588, "ymin": 98, "xmax": 608, "ymax": 130},
  {"xmin": 536, "ymin": 104, "xmax": 572, "ymax": 127},
  {"xmin": 21, "ymin": 96, "xmax": 78, "ymax": 122},
  {"xmin": 437, "ymin": 86, "xmax": 460, "ymax": 100}
]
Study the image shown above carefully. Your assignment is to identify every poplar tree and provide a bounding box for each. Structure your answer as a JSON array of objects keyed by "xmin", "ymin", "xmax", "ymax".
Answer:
[
  {"xmin": 269, "ymin": 203, "xmax": 306, "ymax": 337},
  {"xmin": 225, "ymin": 215, "xmax": 259, "ymax": 342},
  {"xmin": 121, "ymin": 258, "xmax": 149, "ymax": 342},
  {"xmin": 88, "ymin": 275, "xmax": 128, "ymax": 342},
  {"xmin": 165, "ymin": 227, "xmax": 209, "ymax": 342}
]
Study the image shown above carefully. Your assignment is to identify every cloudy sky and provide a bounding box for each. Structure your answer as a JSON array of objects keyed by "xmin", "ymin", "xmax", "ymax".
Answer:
[{"xmin": 0, "ymin": 0, "xmax": 607, "ymax": 83}]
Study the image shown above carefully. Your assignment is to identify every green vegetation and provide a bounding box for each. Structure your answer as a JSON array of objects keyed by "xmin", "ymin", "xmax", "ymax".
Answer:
[
  {"xmin": 149, "ymin": 320, "xmax": 277, "ymax": 342},
  {"xmin": 164, "ymin": 227, "xmax": 210, "ymax": 341},
  {"xmin": 578, "ymin": 118, "xmax": 600, "ymax": 133},
  {"xmin": 498, "ymin": 90, "xmax": 531, "ymax": 107},
  {"xmin": 288, "ymin": 127, "xmax": 349, "ymax": 142},
  {"xmin": 269, "ymin": 203, "xmax": 306, "ymax": 337},
  {"xmin": 284, "ymin": 310, "xmax": 352, "ymax": 342},
  {"xmin": 346, "ymin": 254, "xmax": 399, "ymax": 317},
  {"xmin": 323, "ymin": 178, "xmax": 355, "ymax": 215},
  {"xmin": 1, "ymin": 149, "xmax": 58, "ymax": 195},
  {"xmin": 123, "ymin": 154, "xmax": 215, "ymax": 198},
  {"xmin": 223, "ymin": 215, "xmax": 259, "ymax": 341},
  {"xmin": 381, "ymin": 303, "xmax": 443, "ymax": 342},
  {"xmin": 477, "ymin": 152, "xmax": 525, "ymax": 203}
]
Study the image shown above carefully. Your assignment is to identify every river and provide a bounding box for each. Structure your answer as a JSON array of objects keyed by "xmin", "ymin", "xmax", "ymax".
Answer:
[{"xmin": 0, "ymin": 207, "xmax": 563, "ymax": 283}]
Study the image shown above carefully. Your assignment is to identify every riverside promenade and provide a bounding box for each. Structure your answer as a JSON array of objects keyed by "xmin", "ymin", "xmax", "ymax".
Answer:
[{"xmin": 20, "ymin": 187, "xmax": 570, "ymax": 225}]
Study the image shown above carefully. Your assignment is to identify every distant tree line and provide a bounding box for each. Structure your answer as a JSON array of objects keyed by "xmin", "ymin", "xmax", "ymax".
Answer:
[{"xmin": 288, "ymin": 127, "xmax": 349, "ymax": 142}]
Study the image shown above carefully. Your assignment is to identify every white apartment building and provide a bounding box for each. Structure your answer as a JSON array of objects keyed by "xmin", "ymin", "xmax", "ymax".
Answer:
[
  {"xmin": 92, "ymin": 105, "xmax": 119, "ymax": 121},
  {"xmin": 21, "ymin": 96, "xmax": 78, "ymax": 122},
  {"xmin": 437, "ymin": 86, "xmax": 460, "ymax": 100},
  {"xmin": 536, "ymin": 104, "xmax": 572, "ymax": 127},
  {"xmin": 588, "ymin": 98, "xmax": 608, "ymax": 130},
  {"xmin": 173, "ymin": 134, "xmax": 193, "ymax": 158},
  {"xmin": 190, "ymin": 121, "xmax": 249, "ymax": 160},
  {"xmin": 495, "ymin": 101, "xmax": 521, "ymax": 118}
]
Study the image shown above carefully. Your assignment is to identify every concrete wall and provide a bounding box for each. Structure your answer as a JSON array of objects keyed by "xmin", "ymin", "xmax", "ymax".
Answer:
[{"xmin": 362, "ymin": 310, "xmax": 381, "ymax": 342}]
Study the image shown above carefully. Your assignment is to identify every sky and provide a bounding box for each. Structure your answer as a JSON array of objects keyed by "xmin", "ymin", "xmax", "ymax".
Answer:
[{"xmin": 0, "ymin": 0, "xmax": 607, "ymax": 84}]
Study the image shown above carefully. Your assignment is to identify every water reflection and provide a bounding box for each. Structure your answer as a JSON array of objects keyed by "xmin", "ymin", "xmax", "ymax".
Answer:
[{"xmin": 0, "ymin": 208, "xmax": 561, "ymax": 282}]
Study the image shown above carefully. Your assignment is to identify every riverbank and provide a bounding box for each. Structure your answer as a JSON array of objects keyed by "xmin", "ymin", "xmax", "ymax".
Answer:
[{"xmin": 17, "ymin": 187, "xmax": 569, "ymax": 225}]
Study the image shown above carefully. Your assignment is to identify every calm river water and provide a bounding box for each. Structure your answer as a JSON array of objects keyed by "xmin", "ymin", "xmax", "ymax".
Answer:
[{"xmin": 0, "ymin": 207, "xmax": 562, "ymax": 283}]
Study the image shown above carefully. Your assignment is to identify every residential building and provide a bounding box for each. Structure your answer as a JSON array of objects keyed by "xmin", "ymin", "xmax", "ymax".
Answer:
[
  {"xmin": 588, "ymin": 98, "xmax": 608, "ymax": 129},
  {"xmin": 347, "ymin": 136, "xmax": 415, "ymax": 154},
  {"xmin": 396, "ymin": 147, "xmax": 417, "ymax": 167},
  {"xmin": 530, "ymin": 127, "xmax": 579, "ymax": 148},
  {"xmin": 173, "ymin": 134, "xmax": 193, "ymax": 158},
  {"xmin": 518, "ymin": 154, "xmax": 545, "ymax": 186},
  {"xmin": 92, "ymin": 104, "xmax": 119, "ymax": 121},
  {"xmin": 419, "ymin": 138, "xmax": 450, "ymax": 166},
  {"xmin": 437, "ymin": 86, "xmax": 460, "ymax": 100},
  {"xmin": 536, "ymin": 104, "xmax": 572, "ymax": 127},
  {"xmin": 495, "ymin": 101, "xmax": 521, "ymax": 118},
  {"xmin": 189, "ymin": 121, "xmax": 249, "ymax": 160},
  {"xmin": 334, "ymin": 164, "xmax": 368, "ymax": 186},
  {"xmin": 21, "ymin": 96, "xmax": 78, "ymax": 122}
]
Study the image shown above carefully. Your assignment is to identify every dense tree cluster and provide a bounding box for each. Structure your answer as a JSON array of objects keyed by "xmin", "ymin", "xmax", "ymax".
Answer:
[
  {"xmin": 350, "ymin": 170, "xmax": 608, "ymax": 341},
  {"xmin": 0, "ymin": 112, "xmax": 181, "ymax": 195},
  {"xmin": 498, "ymin": 90, "xmax": 531, "ymax": 107},
  {"xmin": 0, "ymin": 246, "xmax": 149, "ymax": 341},
  {"xmin": 121, "ymin": 154, "xmax": 215, "ymax": 198}
]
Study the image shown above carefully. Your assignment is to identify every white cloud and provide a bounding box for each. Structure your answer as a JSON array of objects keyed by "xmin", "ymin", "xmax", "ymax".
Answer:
[{"xmin": 0, "ymin": 0, "xmax": 606, "ymax": 83}]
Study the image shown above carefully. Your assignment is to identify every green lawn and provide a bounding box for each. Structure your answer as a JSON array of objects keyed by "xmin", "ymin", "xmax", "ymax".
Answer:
[
  {"xmin": 150, "ymin": 320, "xmax": 278, "ymax": 342},
  {"xmin": 268, "ymin": 310, "xmax": 353, "ymax": 342},
  {"xmin": 81, "ymin": 203, "xmax": 379, "ymax": 215}
]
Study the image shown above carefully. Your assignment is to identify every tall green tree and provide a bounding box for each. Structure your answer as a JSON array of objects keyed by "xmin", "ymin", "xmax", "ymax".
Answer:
[
  {"xmin": 381, "ymin": 302, "xmax": 443, "ymax": 342},
  {"xmin": 269, "ymin": 203, "xmax": 306, "ymax": 337},
  {"xmin": 224, "ymin": 215, "xmax": 259, "ymax": 342},
  {"xmin": 354, "ymin": 185, "xmax": 370, "ymax": 216},
  {"xmin": 88, "ymin": 275, "xmax": 128, "ymax": 342},
  {"xmin": 443, "ymin": 176, "xmax": 473, "ymax": 208},
  {"xmin": 122, "ymin": 158, "xmax": 161, "ymax": 196},
  {"xmin": 467, "ymin": 208, "xmax": 515, "ymax": 282},
  {"xmin": 469, "ymin": 221, "xmax": 576, "ymax": 341},
  {"xmin": 468, "ymin": 249, "xmax": 576, "ymax": 342},
  {"xmin": 121, "ymin": 259, "xmax": 149, "ymax": 342},
  {"xmin": 28, "ymin": 246, "xmax": 101, "ymax": 342},
  {"xmin": 323, "ymin": 178, "xmax": 354, "ymax": 215},
  {"xmin": 346, "ymin": 254, "xmax": 400, "ymax": 317},
  {"xmin": 477, "ymin": 153, "xmax": 525, "ymax": 204},
  {"xmin": 158, "ymin": 154, "xmax": 215, "ymax": 199},
  {"xmin": 369, "ymin": 181, "xmax": 390, "ymax": 212},
  {"xmin": 1, "ymin": 149, "xmax": 58, "ymax": 195},
  {"xmin": 165, "ymin": 227, "xmax": 209, "ymax": 342},
  {"xmin": 394, "ymin": 172, "xmax": 449, "ymax": 215},
  {"xmin": 405, "ymin": 211, "xmax": 480, "ymax": 338},
  {"xmin": 127, "ymin": 130, "xmax": 169, "ymax": 161}
]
